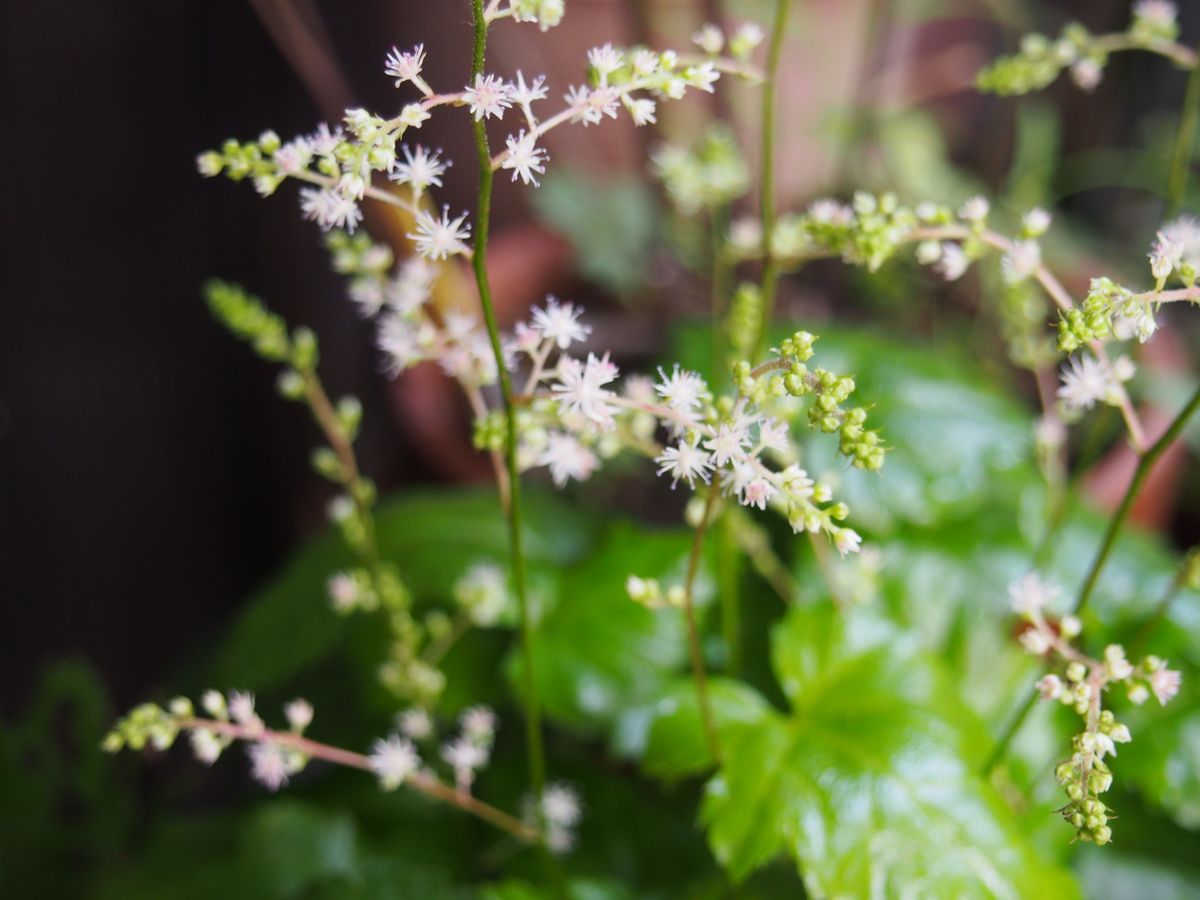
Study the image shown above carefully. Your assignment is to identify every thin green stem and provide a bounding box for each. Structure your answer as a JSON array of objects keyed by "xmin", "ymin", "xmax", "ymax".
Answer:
[
  {"xmin": 685, "ymin": 487, "xmax": 723, "ymax": 765},
  {"xmin": 983, "ymin": 385, "xmax": 1200, "ymax": 773},
  {"xmin": 1167, "ymin": 44, "xmax": 1200, "ymax": 217},
  {"xmin": 469, "ymin": 0, "xmax": 546, "ymax": 808},
  {"xmin": 716, "ymin": 511, "xmax": 742, "ymax": 676},
  {"xmin": 755, "ymin": 0, "xmax": 790, "ymax": 357}
]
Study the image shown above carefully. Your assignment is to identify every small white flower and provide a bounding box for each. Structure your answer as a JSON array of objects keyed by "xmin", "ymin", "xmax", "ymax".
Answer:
[
  {"xmin": 1001, "ymin": 239, "xmax": 1041, "ymax": 284},
  {"xmin": 502, "ymin": 130, "xmax": 549, "ymax": 186},
  {"xmin": 934, "ymin": 243, "xmax": 969, "ymax": 281},
  {"xmin": 370, "ymin": 734, "xmax": 420, "ymax": 789},
  {"xmin": 742, "ymin": 478, "xmax": 777, "ymax": 510},
  {"xmin": 248, "ymin": 742, "xmax": 290, "ymax": 791},
  {"xmin": 202, "ymin": 690, "xmax": 226, "ymax": 718},
  {"xmin": 551, "ymin": 353, "xmax": 619, "ymax": 429},
  {"xmin": 587, "ymin": 43, "xmax": 624, "ymax": 82},
  {"xmin": 1128, "ymin": 682, "xmax": 1151, "ymax": 705},
  {"xmin": 1035, "ymin": 674, "xmax": 1064, "ymax": 701},
  {"xmin": 1020, "ymin": 629, "xmax": 1051, "ymax": 655},
  {"xmin": 625, "ymin": 97, "xmax": 657, "ymax": 127},
  {"xmin": 833, "ymin": 527, "xmax": 862, "ymax": 556},
  {"xmin": 1008, "ymin": 572, "xmax": 1059, "ymax": 617},
  {"xmin": 1109, "ymin": 723, "xmax": 1132, "ymax": 744},
  {"xmin": 1094, "ymin": 731, "xmax": 1117, "ymax": 759},
  {"xmin": 542, "ymin": 782, "xmax": 582, "ymax": 828},
  {"xmin": 509, "ymin": 70, "xmax": 548, "ymax": 107},
  {"xmin": 1134, "ymin": 1, "xmax": 1178, "ymax": 29},
  {"xmin": 915, "ymin": 240, "xmax": 942, "ymax": 265},
  {"xmin": 655, "ymin": 439, "xmax": 713, "ymax": 488},
  {"xmin": 442, "ymin": 736, "xmax": 488, "ymax": 773},
  {"xmin": 464, "ymin": 73, "xmax": 513, "ymax": 121},
  {"xmin": 385, "ymin": 44, "xmax": 426, "ymax": 87},
  {"xmin": 631, "ymin": 48, "xmax": 660, "ymax": 76},
  {"xmin": 399, "ymin": 709, "xmax": 433, "ymax": 740},
  {"xmin": 1070, "ymin": 58, "xmax": 1102, "ymax": 91},
  {"xmin": 703, "ymin": 423, "xmax": 750, "ymax": 467},
  {"xmin": 377, "ymin": 314, "xmax": 428, "ymax": 375},
  {"xmin": 389, "ymin": 144, "xmax": 449, "ymax": 196},
  {"xmin": 732, "ymin": 22, "xmax": 765, "ymax": 54},
  {"xmin": 1023, "ymin": 208, "xmax": 1052, "ymax": 237},
  {"xmin": 691, "ymin": 24, "xmax": 724, "ymax": 55},
  {"xmin": 1150, "ymin": 666, "xmax": 1182, "ymax": 705},
  {"xmin": 229, "ymin": 691, "xmax": 259, "ymax": 726},
  {"xmin": 959, "ymin": 196, "xmax": 989, "ymax": 223},
  {"xmin": 409, "ymin": 206, "xmax": 472, "ymax": 260},
  {"xmin": 460, "ymin": 706, "xmax": 497, "ymax": 744},
  {"xmin": 309, "ymin": 122, "xmax": 342, "ymax": 156},
  {"xmin": 274, "ymin": 137, "xmax": 313, "ymax": 175},
  {"xmin": 398, "ymin": 103, "xmax": 431, "ymax": 129},
  {"xmin": 299, "ymin": 187, "xmax": 362, "ymax": 233},
  {"xmin": 540, "ymin": 432, "xmax": 599, "ymax": 486},
  {"xmin": 285, "ymin": 699, "xmax": 314, "ymax": 731},
  {"xmin": 565, "ymin": 84, "xmax": 621, "ymax": 125},
  {"xmin": 756, "ymin": 417, "xmax": 789, "ymax": 453},
  {"xmin": 1057, "ymin": 354, "xmax": 1117, "ymax": 412},
  {"xmin": 191, "ymin": 729, "xmax": 223, "ymax": 764},
  {"xmin": 387, "ymin": 258, "xmax": 437, "ymax": 315},
  {"xmin": 654, "ymin": 365, "xmax": 708, "ymax": 415},
  {"xmin": 454, "ymin": 562, "xmax": 510, "ymax": 626}
]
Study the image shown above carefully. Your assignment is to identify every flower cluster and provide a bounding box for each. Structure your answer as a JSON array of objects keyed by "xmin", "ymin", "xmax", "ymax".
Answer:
[
  {"xmin": 653, "ymin": 124, "xmax": 750, "ymax": 214},
  {"xmin": 1010, "ymin": 574, "xmax": 1182, "ymax": 844},
  {"xmin": 976, "ymin": 2, "xmax": 1184, "ymax": 97}
]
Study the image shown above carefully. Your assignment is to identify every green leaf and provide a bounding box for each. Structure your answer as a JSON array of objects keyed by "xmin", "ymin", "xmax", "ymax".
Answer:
[
  {"xmin": 204, "ymin": 487, "xmax": 592, "ymax": 690},
  {"xmin": 514, "ymin": 521, "xmax": 695, "ymax": 752},
  {"xmin": 702, "ymin": 603, "xmax": 1080, "ymax": 896},
  {"xmin": 643, "ymin": 677, "xmax": 771, "ymax": 780}
]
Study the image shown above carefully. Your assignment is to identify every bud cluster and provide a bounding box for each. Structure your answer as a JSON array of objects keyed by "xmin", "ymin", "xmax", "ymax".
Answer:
[
  {"xmin": 653, "ymin": 124, "xmax": 750, "ymax": 214},
  {"xmin": 1010, "ymin": 574, "xmax": 1182, "ymax": 844}
]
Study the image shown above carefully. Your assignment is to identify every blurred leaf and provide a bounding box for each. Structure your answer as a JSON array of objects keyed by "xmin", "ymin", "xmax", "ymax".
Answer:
[
  {"xmin": 205, "ymin": 487, "xmax": 593, "ymax": 690},
  {"xmin": 531, "ymin": 169, "xmax": 660, "ymax": 297},
  {"xmin": 512, "ymin": 522, "xmax": 694, "ymax": 753},
  {"xmin": 1076, "ymin": 850, "xmax": 1200, "ymax": 900},
  {"xmin": 642, "ymin": 677, "xmax": 771, "ymax": 780},
  {"xmin": 701, "ymin": 603, "xmax": 1080, "ymax": 895}
]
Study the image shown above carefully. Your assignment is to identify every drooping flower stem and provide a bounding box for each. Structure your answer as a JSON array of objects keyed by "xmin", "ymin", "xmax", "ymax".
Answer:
[
  {"xmin": 685, "ymin": 486, "xmax": 723, "ymax": 764},
  {"xmin": 755, "ymin": 0, "xmax": 791, "ymax": 357},
  {"xmin": 469, "ymin": 0, "xmax": 546, "ymax": 808},
  {"xmin": 983, "ymin": 384, "xmax": 1200, "ymax": 773},
  {"xmin": 177, "ymin": 718, "xmax": 538, "ymax": 842},
  {"xmin": 1166, "ymin": 43, "xmax": 1200, "ymax": 217}
]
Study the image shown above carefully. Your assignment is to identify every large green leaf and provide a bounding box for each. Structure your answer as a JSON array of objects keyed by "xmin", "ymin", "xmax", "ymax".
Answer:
[{"xmin": 701, "ymin": 603, "xmax": 1079, "ymax": 896}]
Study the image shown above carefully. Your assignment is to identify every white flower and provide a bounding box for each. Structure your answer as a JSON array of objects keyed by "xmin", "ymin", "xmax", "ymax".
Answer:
[
  {"xmin": 1001, "ymin": 239, "xmax": 1041, "ymax": 284},
  {"xmin": 731, "ymin": 22, "xmax": 765, "ymax": 54},
  {"xmin": 1094, "ymin": 731, "xmax": 1117, "ymax": 759},
  {"xmin": 229, "ymin": 691, "xmax": 259, "ymax": 727},
  {"xmin": 377, "ymin": 314, "xmax": 426, "ymax": 374},
  {"xmin": 398, "ymin": 103, "xmax": 431, "ymax": 129},
  {"xmin": 1008, "ymin": 572, "xmax": 1059, "ymax": 617},
  {"xmin": 915, "ymin": 240, "xmax": 942, "ymax": 265},
  {"xmin": 454, "ymin": 562, "xmax": 510, "ymax": 626},
  {"xmin": 587, "ymin": 43, "xmax": 624, "ymax": 82},
  {"xmin": 1023, "ymin": 207, "xmax": 1052, "ymax": 237},
  {"xmin": 1035, "ymin": 674, "xmax": 1064, "ymax": 701},
  {"xmin": 389, "ymin": 144, "xmax": 449, "ymax": 196},
  {"xmin": 542, "ymin": 782, "xmax": 582, "ymax": 827},
  {"xmin": 202, "ymin": 690, "xmax": 226, "ymax": 718},
  {"xmin": 441, "ymin": 736, "xmax": 488, "ymax": 773},
  {"xmin": 540, "ymin": 432, "xmax": 599, "ymax": 486},
  {"xmin": 299, "ymin": 187, "xmax": 362, "ymax": 233},
  {"xmin": 285, "ymin": 699, "xmax": 313, "ymax": 731},
  {"xmin": 509, "ymin": 70, "xmax": 548, "ymax": 107},
  {"xmin": 274, "ymin": 137, "xmax": 313, "ymax": 175},
  {"xmin": 464, "ymin": 73, "xmax": 513, "ymax": 121},
  {"xmin": 934, "ymin": 243, "xmax": 969, "ymax": 281},
  {"xmin": 808, "ymin": 199, "xmax": 853, "ymax": 225},
  {"xmin": 399, "ymin": 709, "xmax": 433, "ymax": 740},
  {"xmin": 460, "ymin": 706, "xmax": 497, "ymax": 744},
  {"xmin": 1134, "ymin": 1, "xmax": 1178, "ymax": 29},
  {"xmin": 191, "ymin": 729, "xmax": 223, "ymax": 764},
  {"xmin": 1104, "ymin": 644, "xmax": 1134, "ymax": 680},
  {"xmin": 684, "ymin": 62, "xmax": 719, "ymax": 93},
  {"xmin": 1070, "ymin": 58, "xmax": 1102, "ymax": 91},
  {"xmin": 387, "ymin": 258, "xmax": 437, "ymax": 315},
  {"xmin": 656, "ymin": 439, "xmax": 714, "ymax": 488},
  {"xmin": 625, "ymin": 97, "xmax": 657, "ymax": 127},
  {"xmin": 384, "ymin": 44, "xmax": 426, "ymax": 87},
  {"xmin": 833, "ymin": 527, "xmax": 862, "ymax": 556},
  {"xmin": 631, "ymin": 48, "xmax": 660, "ymax": 76},
  {"xmin": 1150, "ymin": 666, "xmax": 1182, "ymax": 705},
  {"xmin": 551, "ymin": 353, "xmax": 619, "ymax": 429},
  {"xmin": 309, "ymin": 122, "xmax": 342, "ymax": 156},
  {"xmin": 1158, "ymin": 215, "xmax": 1200, "ymax": 269},
  {"xmin": 1020, "ymin": 629, "xmax": 1050, "ymax": 655},
  {"xmin": 502, "ymin": 130, "xmax": 549, "ymax": 186},
  {"xmin": 409, "ymin": 206, "xmax": 472, "ymax": 260},
  {"xmin": 691, "ymin": 24, "xmax": 724, "ymax": 55},
  {"xmin": 959, "ymin": 196, "xmax": 989, "ymax": 223},
  {"xmin": 565, "ymin": 85, "xmax": 620, "ymax": 126},
  {"xmin": 742, "ymin": 478, "xmax": 777, "ymax": 510},
  {"xmin": 756, "ymin": 417, "xmax": 789, "ymax": 453},
  {"xmin": 1057, "ymin": 354, "xmax": 1117, "ymax": 412},
  {"xmin": 704, "ymin": 423, "xmax": 750, "ymax": 466},
  {"xmin": 370, "ymin": 734, "xmax": 420, "ymax": 789},
  {"xmin": 655, "ymin": 365, "xmax": 708, "ymax": 415},
  {"xmin": 248, "ymin": 742, "xmax": 290, "ymax": 791}
]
